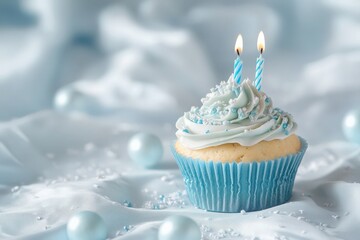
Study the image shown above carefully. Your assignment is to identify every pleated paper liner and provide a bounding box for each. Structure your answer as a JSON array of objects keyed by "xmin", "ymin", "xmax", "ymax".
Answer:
[{"xmin": 171, "ymin": 137, "xmax": 308, "ymax": 212}]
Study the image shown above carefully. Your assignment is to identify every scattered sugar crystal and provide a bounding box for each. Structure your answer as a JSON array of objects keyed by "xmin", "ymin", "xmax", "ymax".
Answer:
[
  {"xmin": 218, "ymin": 229, "xmax": 226, "ymax": 238},
  {"xmin": 208, "ymin": 232, "xmax": 217, "ymax": 239},
  {"xmin": 202, "ymin": 227, "xmax": 242, "ymax": 240},
  {"xmin": 143, "ymin": 191, "xmax": 187, "ymax": 210},
  {"xmin": 321, "ymin": 223, "xmax": 328, "ymax": 228},
  {"xmin": 201, "ymin": 225, "xmax": 211, "ymax": 232},
  {"xmin": 123, "ymin": 225, "xmax": 134, "ymax": 232},
  {"xmin": 288, "ymin": 212, "xmax": 296, "ymax": 217},
  {"xmin": 161, "ymin": 175, "xmax": 175, "ymax": 182},
  {"xmin": 297, "ymin": 216, "xmax": 305, "ymax": 221},
  {"xmin": 231, "ymin": 231, "xmax": 240, "ymax": 237}
]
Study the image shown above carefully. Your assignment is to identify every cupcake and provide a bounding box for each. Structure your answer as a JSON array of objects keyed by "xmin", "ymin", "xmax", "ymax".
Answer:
[{"xmin": 171, "ymin": 77, "xmax": 307, "ymax": 212}]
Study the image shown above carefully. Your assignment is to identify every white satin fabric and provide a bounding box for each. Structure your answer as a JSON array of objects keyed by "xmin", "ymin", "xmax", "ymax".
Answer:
[{"xmin": 0, "ymin": 0, "xmax": 360, "ymax": 239}]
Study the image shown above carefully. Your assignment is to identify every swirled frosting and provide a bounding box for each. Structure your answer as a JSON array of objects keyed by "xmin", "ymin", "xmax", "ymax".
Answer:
[{"xmin": 176, "ymin": 76, "xmax": 297, "ymax": 149}]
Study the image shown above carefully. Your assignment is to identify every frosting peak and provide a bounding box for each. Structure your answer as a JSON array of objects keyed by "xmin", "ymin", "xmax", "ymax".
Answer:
[{"xmin": 176, "ymin": 75, "xmax": 297, "ymax": 149}]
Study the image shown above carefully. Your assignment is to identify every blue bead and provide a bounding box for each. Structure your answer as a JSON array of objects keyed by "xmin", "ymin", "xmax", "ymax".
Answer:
[
  {"xmin": 158, "ymin": 215, "xmax": 201, "ymax": 240},
  {"xmin": 128, "ymin": 133, "xmax": 163, "ymax": 168},
  {"xmin": 67, "ymin": 211, "xmax": 107, "ymax": 240},
  {"xmin": 54, "ymin": 87, "xmax": 100, "ymax": 115},
  {"xmin": 343, "ymin": 110, "xmax": 360, "ymax": 143},
  {"xmin": 54, "ymin": 87, "xmax": 85, "ymax": 111}
]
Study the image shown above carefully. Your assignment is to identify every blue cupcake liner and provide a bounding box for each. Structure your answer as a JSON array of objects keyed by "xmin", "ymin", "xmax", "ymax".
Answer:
[{"xmin": 171, "ymin": 137, "xmax": 308, "ymax": 212}]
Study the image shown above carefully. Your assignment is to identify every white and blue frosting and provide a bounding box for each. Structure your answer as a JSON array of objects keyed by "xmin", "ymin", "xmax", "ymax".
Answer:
[{"xmin": 176, "ymin": 75, "xmax": 297, "ymax": 149}]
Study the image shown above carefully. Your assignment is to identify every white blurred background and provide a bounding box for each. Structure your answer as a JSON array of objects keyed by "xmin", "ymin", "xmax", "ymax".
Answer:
[
  {"xmin": 1, "ymin": 0, "xmax": 360, "ymax": 144},
  {"xmin": 1, "ymin": 2, "xmax": 360, "ymax": 239}
]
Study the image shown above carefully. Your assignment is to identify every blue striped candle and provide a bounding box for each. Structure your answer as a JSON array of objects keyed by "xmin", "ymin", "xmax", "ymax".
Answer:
[
  {"xmin": 254, "ymin": 55, "xmax": 264, "ymax": 91},
  {"xmin": 234, "ymin": 34, "xmax": 243, "ymax": 85},
  {"xmin": 234, "ymin": 57, "xmax": 243, "ymax": 85},
  {"xmin": 254, "ymin": 31, "xmax": 265, "ymax": 91}
]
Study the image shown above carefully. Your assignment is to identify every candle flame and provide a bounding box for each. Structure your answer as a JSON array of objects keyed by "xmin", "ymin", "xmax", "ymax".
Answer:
[
  {"xmin": 234, "ymin": 34, "xmax": 243, "ymax": 55},
  {"xmin": 257, "ymin": 31, "xmax": 265, "ymax": 54}
]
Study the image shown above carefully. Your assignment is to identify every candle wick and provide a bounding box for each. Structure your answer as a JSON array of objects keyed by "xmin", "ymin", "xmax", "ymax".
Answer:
[
  {"xmin": 236, "ymin": 49, "xmax": 240, "ymax": 56},
  {"xmin": 260, "ymin": 48, "xmax": 263, "ymax": 54}
]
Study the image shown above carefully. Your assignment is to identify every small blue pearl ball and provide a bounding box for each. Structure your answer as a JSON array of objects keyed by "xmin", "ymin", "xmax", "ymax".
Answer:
[
  {"xmin": 67, "ymin": 211, "xmax": 107, "ymax": 240},
  {"xmin": 54, "ymin": 87, "xmax": 100, "ymax": 114},
  {"xmin": 343, "ymin": 110, "xmax": 360, "ymax": 143},
  {"xmin": 54, "ymin": 87, "xmax": 86, "ymax": 111},
  {"xmin": 158, "ymin": 215, "xmax": 201, "ymax": 240},
  {"xmin": 128, "ymin": 133, "xmax": 163, "ymax": 168}
]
